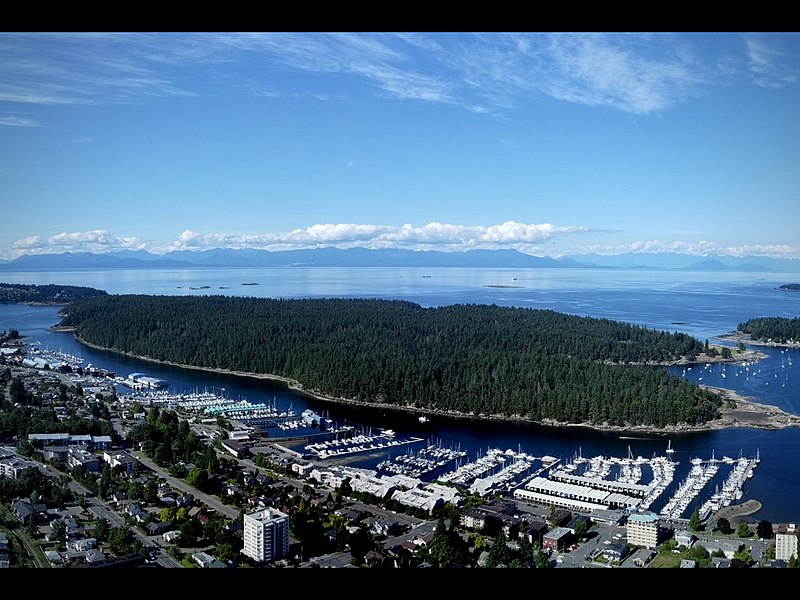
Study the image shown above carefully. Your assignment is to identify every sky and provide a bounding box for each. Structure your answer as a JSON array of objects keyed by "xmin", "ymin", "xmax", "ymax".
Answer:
[{"xmin": 2, "ymin": 31, "xmax": 799, "ymax": 261}]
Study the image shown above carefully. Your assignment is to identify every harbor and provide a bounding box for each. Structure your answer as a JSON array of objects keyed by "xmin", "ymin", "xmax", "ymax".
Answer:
[
  {"xmin": 304, "ymin": 431, "xmax": 425, "ymax": 460},
  {"xmin": 512, "ymin": 445, "xmax": 760, "ymax": 520},
  {"xmin": 5, "ymin": 319, "xmax": 784, "ymax": 521}
]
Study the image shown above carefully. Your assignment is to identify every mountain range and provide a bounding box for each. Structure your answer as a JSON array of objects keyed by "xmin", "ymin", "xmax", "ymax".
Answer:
[{"xmin": 1, "ymin": 248, "xmax": 799, "ymax": 272}]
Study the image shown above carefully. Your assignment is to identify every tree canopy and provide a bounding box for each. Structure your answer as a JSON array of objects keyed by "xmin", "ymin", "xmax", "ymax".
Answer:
[{"xmin": 59, "ymin": 294, "xmax": 726, "ymax": 428}]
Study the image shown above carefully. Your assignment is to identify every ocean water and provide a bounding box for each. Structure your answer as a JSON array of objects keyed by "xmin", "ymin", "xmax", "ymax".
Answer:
[{"xmin": 1, "ymin": 266, "xmax": 799, "ymax": 524}]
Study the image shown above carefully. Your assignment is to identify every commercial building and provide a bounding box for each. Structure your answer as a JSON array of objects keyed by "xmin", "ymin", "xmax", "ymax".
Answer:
[
  {"xmin": 626, "ymin": 511, "xmax": 661, "ymax": 549},
  {"xmin": 241, "ymin": 508, "xmax": 290, "ymax": 563},
  {"xmin": 775, "ymin": 523, "xmax": 798, "ymax": 561}
]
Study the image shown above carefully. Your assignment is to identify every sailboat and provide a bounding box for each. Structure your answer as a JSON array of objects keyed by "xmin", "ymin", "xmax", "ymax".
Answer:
[
  {"xmin": 418, "ymin": 415, "xmax": 429, "ymax": 424},
  {"xmin": 666, "ymin": 440, "xmax": 675, "ymax": 454}
]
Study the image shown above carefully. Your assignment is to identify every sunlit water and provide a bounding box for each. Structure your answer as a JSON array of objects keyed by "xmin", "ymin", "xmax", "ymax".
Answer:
[{"xmin": 1, "ymin": 267, "xmax": 799, "ymax": 523}]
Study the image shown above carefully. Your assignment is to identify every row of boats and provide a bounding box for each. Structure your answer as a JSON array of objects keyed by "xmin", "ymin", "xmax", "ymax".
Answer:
[
  {"xmin": 437, "ymin": 447, "xmax": 537, "ymax": 492},
  {"xmin": 305, "ymin": 433, "xmax": 425, "ymax": 459},
  {"xmin": 697, "ymin": 454, "xmax": 760, "ymax": 520},
  {"xmin": 376, "ymin": 443, "xmax": 469, "ymax": 479}
]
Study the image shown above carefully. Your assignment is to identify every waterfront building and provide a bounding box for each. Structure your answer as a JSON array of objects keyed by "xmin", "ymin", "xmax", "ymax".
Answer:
[
  {"xmin": 775, "ymin": 523, "xmax": 798, "ymax": 561},
  {"xmin": 626, "ymin": 511, "xmax": 661, "ymax": 549},
  {"xmin": 242, "ymin": 508, "xmax": 290, "ymax": 563}
]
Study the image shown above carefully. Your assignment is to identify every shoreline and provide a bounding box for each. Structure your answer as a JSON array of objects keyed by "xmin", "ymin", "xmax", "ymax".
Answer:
[
  {"xmin": 717, "ymin": 331, "xmax": 800, "ymax": 350},
  {"xmin": 69, "ymin": 333, "xmax": 800, "ymax": 434}
]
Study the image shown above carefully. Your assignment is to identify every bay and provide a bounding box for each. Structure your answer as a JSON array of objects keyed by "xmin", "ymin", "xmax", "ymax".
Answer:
[{"xmin": 2, "ymin": 266, "xmax": 799, "ymax": 524}]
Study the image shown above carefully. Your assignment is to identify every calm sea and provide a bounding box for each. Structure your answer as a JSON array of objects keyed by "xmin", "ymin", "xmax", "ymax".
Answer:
[{"xmin": 2, "ymin": 267, "xmax": 799, "ymax": 524}]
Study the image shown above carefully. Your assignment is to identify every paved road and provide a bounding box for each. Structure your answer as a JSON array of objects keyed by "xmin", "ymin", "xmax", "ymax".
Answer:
[{"xmin": 132, "ymin": 451, "xmax": 241, "ymax": 521}]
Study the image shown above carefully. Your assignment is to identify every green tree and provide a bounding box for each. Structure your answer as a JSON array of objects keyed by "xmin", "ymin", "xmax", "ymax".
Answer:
[
  {"xmin": 756, "ymin": 520, "xmax": 773, "ymax": 540},
  {"xmin": 573, "ymin": 519, "xmax": 588, "ymax": 540},
  {"xmin": 485, "ymin": 533, "xmax": 513, "ymax": 568},
  {"xmin": 108, "ymin": 526, "xmax": 141, "ymax": 556},
  {"xmin": 51, "ymin": 519, "xmax": 66, "ymax": 542},
  {"xmin": 715, "ymin": 517, "xmax": 733, "ymax": 534},
  {"xmin": 532, "ymin": 548, "xmax": 551, "ymax": 569},
  {"xmin": 93, "ymin": 517, "xmax": 110, "ymax": 541},
  {"xmin": 689, "ymin": 508, "xmax": 703, "ymax": 532},
  {"xmin": 736, "ymin": 523, "xmax": 752, "ymax": 538},
  {"xmin": 517, "ymin": 534, "xmax": 534, "ymax": 563},
  {"xmin": 425, "ymin": 516, "xmax": 465, "ymax": 568},
  {"xmin": 732, "ymin": 545, "xmax": 753, "ymax": 568}
]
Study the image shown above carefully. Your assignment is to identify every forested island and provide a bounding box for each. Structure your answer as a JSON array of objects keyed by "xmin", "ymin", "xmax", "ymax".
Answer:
[
  {"xmin": 0, "ymin": 282, "xmax": 107, "ymax": 304},
  {"xmin": 57, "ymin": 295, "xmax": 731, "ymax": 429},
  {"xmin": 778, "ymin": 283, "xmax": 800, "ymax": 291},
  {"xmin": 737, "ymin": 316, "xmax": 800, "ymax": 345}
]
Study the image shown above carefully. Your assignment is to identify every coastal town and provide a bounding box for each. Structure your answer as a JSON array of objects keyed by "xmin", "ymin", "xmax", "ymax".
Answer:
[{"xmin": 1, "ymin": 330, "xmax": 797, "ymax": 570}]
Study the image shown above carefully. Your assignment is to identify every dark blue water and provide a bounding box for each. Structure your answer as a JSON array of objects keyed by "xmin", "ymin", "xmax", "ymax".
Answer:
[{"xmin": 2, "ymin": 267, "xmax": 799, "ymax": 523}]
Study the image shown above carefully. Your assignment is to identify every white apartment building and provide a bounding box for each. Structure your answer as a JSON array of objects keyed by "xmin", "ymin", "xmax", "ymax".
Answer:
[
  {"xmin": 775, "ymin": 523, "xmax": 798, "ymax": 561},
  {"xmin": 626, "ymin": 511, "xmax": 660, "ymax": 549},
  {"xmin": 241, "ymin": 508, "xmax": 290, "ymax": 563}
]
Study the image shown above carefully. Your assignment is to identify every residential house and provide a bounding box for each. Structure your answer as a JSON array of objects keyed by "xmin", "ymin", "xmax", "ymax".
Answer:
[{"xmin": 602, "ymin": 541, "xmax": 629, "ymax": 562}]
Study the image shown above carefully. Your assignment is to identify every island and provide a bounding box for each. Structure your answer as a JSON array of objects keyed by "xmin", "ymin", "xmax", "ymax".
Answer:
[
  {"xmin": 0, "ymin": 282, "xmax": 107, "ymax": 305},
  {"xmin": 54, "ymin": 294, "xmax": 781, "ymax": 432},
  {"xmin": 718, "ymin": 316, "xmax": 800, "ymax": 348}
]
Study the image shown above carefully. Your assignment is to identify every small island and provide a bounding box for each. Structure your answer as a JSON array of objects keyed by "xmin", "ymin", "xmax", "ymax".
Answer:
[
  {"xmin": 778, "ymin": 283, "xmax": 800, "ymax": 291},
  {"xmin": 0, "ymin": 282, "xmax": 107, "ymax": 305}
]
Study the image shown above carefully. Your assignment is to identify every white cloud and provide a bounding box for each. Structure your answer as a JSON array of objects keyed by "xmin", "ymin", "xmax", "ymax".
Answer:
[
  {"xmin": 540, "ymin": 34, "xmax": 707, "ymax": 115},
  {"xmin": 5, "ymin": 225, "xmax": 800, "ymax": 261},
  {"xmin": 572, "ymin": 240, "xmax": 800, "ymax": 258},
  {"xmin": 9, "ymin": 229, "xmax": 146, "ymax": 257},
  {"xmin": 0, "ymin": 116, "xmax": 39, "ymax": 127},
  {"xmin": 0, "ymin": 32, "xmax": 748, "ymax": 117},
  {"xmin": 745, "ymin": 37, "xmax": 799, "ymax": 89}
]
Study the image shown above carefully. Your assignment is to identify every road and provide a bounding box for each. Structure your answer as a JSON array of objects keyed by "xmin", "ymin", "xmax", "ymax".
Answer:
[{"xmin": 132, "ymin": 451, "xmax": 241, "ymax": 521}]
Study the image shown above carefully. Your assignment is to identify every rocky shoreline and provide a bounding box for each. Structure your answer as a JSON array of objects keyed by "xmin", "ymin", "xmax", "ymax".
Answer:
[{"xmin": 717, "ymin": 331, "xmax": 800, "ymax": 350}]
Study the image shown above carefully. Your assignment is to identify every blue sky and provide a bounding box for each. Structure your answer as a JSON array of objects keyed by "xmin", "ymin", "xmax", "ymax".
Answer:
[{"xmin": 2, "ymin": 32, "xmax": 799, "ymax": 261}]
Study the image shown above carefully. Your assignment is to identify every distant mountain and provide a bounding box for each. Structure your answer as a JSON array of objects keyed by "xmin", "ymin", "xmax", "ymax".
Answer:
[
  {"xmin": 0, "ymin": 248, "xmax": 581, "ymax": 270},
  {"xmin": 0, "ymin": 251, "xmax": 194, "ymax": 270},
  {"xmin": 1, "ymin": 248, "xmax": 799, "ymax": 272},
  {"xmin": 571, "ymin": 252, "xmax": 800, "ymax": 272}
]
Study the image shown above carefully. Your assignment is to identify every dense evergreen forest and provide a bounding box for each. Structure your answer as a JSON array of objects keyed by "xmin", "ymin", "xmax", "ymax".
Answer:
[
  {"xmin": 57, "ymin": 295, "xmax": 724, "ymax": 428},
  {"xmin": 738, "ymin": 316, "xmax": 800, "ymax": 344},
  {"xmin": 0, "ymin": 282, "xmax": 107, "ymax": 304}
]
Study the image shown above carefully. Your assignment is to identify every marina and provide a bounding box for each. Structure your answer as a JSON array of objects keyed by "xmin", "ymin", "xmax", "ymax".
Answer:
[
  {"xmin": 304, "ymin": 432, "xmax": 425, "ymax": 460},
  {"xmin": 376, "ymin": 441, "xmax": 469, "ymax": 478},
  {"xmin": 3, "ymin": 288, "xmax": 794, "ymax": 523},
  {"xmin": 21, "ymin": 341, "xmax": 765, "ymax": 520}
]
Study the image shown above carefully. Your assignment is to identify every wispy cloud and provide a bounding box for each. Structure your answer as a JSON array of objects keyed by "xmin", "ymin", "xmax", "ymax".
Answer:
[
  {"xmin": 745, "ymin": 37, "xmax": 799, "ymax": 89},
  {"xmin": 3, "ymin": 32, "xmax": 769, "ymax": 116},
  {"xmin": 0, "ymin": 116, "xmax": 40, "ymax": 127},
  {"xmin": 538, "ymin": 34, "xmax": 709, "ymax": 114},
  {"xmin": 0, "ymin": 33, "xmax": 202, "ymax": 106}
]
